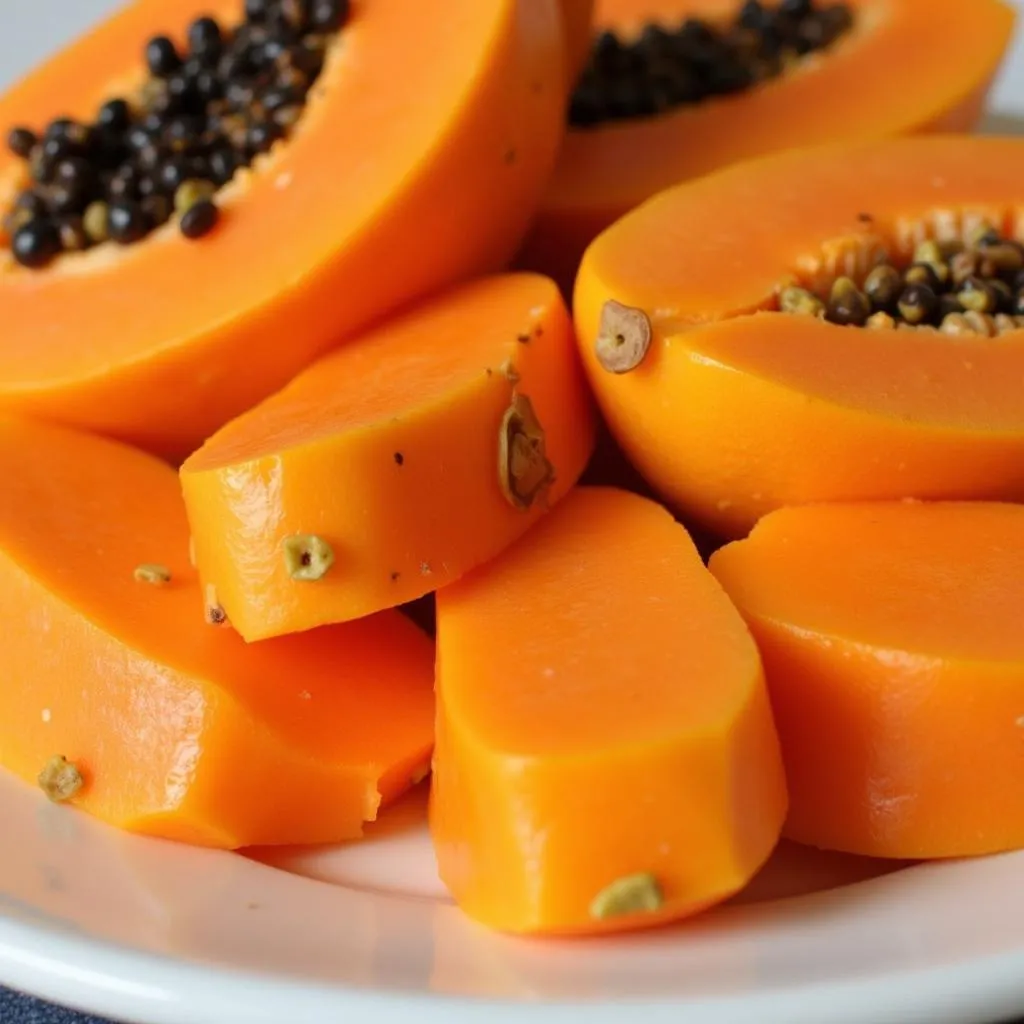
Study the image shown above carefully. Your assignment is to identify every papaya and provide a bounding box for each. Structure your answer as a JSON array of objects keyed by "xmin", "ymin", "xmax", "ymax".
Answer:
[
  {"xmin": 710, "ymin": 501, "xmax": 1024, "ymax": 860},
  {"xmin": 575, "ymin": 135, "xmax": 1024, "ymax": 538},
  {"xmin": 0, "ymin": 415, "xmax": 435, "ymax": 849},
  {"xmin": 432, "ymin": 486, "xmax": 787, "ymax": 935},
  {"xmin": 0, "ymin": 0, "xmax": 566, "ymax": 459},
  {"xmin": 521, "ymin": 0, "xmax": 1014, "ymax": 289},
  {"xmin": 181, "ymin": 274, "xmax": 596, "ymax": 642},
  {"xmin": 560, "ymin": 0, "xmax": 597, "ymax": 83}
]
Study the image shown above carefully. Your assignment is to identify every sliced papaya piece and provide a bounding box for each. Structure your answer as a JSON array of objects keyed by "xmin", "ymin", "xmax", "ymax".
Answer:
[
  {"xmin": 576, "ymin": 135, "xmax": 1024, "ymax": 538},
  {"xmin": 181, "ymin": 274, "xmax": 596, "ymax": 642},
  {"xmin": 522, "ymin": 0, "xmax": 1014, "ymax": 288},
  {"xmin": 710, "ymin": 501, "xmax": 1024, "ymax": 859},
  {"xmin": 0, "ymin": 415, "xmax": 435, "ymax": 848},
  {"xmin": 432, "ymin": 486, "xmax": 787, "ymax": 935},
  {"xmin": 560, "ymin": 0, "xmax": 596, "ymax": 82},
  {"xmin": 0, "ymin": 0, "xmax": 566, "ymax": 459}
]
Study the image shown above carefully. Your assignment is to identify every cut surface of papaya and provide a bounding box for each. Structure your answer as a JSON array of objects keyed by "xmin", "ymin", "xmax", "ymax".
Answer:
[
  {"xmin": 522, "ymin": 0, "xmax": 1013, "ymax": 288},
  {"xmin": 0, "ymin": 0, "xmax": 566, "ymax": 458},
  {"xmin": 710, "ymin": 501, "xmax": 1024, "ymax": 859},
  {"xmin": 432, "ymin": 486, "xmax": 787, "ymax": 935},
  {"xmin": 181, "ymin": 274, "xmax": 596, "ymax": 642},
  {"xmin": 575, "ymin": 135, "xmax": 1024, "ymax": 538},
  {"xmin": 559, "ymin": 0, "xmax": 596, "ymax": 82},
  {"xmin": 0, "ymin": 415, "xmax": 435, "ymax": 849}
]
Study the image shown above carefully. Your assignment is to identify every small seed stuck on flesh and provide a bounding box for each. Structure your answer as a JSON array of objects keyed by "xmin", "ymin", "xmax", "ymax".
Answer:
[
  {"xmin": 897, "ymin": 283, "xmax": 938, "ymax": 325},
  {"xmin": 38, "ymin": 755, "xmax": 84, "ymax": 803},
  {"xmin": 865, "ymin": 311, "xmax": 895, "ymax": 330},
  {"xmin": 863, "ymin": 264, "xmax": 902, "ymax": 312},
  {"xmin": 595, "ymin": 300, "xmax": 652, "ymax": 373},
  {"xmin": 498, "ymin": 394, "xmax": 555, "ymax": 511},
  {"xmin": 589, "ymin": 873, "xmax": 664, "ymax": 920},
  {"xmin": 779, "ymin": 285, "xmax": 824, "ymax": 317},
  {"xmin": 958, "ymin": 277, "xmax": 997, "ymax": 314},
  {"xmin": 282, "ymin": 533, "xmax": 335, "ymax": 581},
  {"xmin": 133, "ymin": 562, "xmax": 172, "ymax": 585},
  {"xmin": 204, "ymin": 583, "xmax": 227, "ymax": 625}
]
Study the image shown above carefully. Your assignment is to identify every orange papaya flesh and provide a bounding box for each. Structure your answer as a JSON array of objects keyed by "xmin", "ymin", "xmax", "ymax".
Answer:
[
  {"xmin": 522, "ymin": 0, "xmax": 1014, "ymax": 290},
  {"xmin": 0, "ymin": 415, "xmax": 435, "ymax": 849},
  {"xmin": 575, "ymin": 135, "xmax": 1024, "ymax": 538},
  {"xmin": 710, "ymin": 501, "xmax": 1024, "ymax": 860},
  {"xmin": 432, "ymin": 486, "xmax": 787, "ymax": 936},
  {"xmin": 0, "ymin": 0, "xmax": 566, "ymax": 460},
  {"xmin": 559, "ymin": 0, "xmax": 596, "ymax": 83},
  {"xmin": 181, "ymin": 274, "xmax": 596, "ymax": 642}
]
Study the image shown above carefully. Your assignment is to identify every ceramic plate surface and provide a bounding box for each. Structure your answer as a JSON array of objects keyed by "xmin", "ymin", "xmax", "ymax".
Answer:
[{"xmin": 3, "ymin": 2, "xmax": 1024, "ymax": 1022}]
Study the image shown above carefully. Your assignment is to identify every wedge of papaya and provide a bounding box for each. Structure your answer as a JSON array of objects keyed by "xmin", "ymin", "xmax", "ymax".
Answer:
[
  {"xmin": 0, "ymin": 0, "xmax": 566, "ymax": 459},
  {"xmin": 560, "ymin": 0, "xmax": 596, "ymax": 82},
  {"xmin": 181, "ymin": 274, "xmax": 596, "ymax": 641},
  {"xmin": 710, "ymin": 501, "xmax": 1024, "ymax": 860},
  {"xmin": 576, "ymin": 135, "xmax": 1024, "ymax": 538},
  {"xmin": 522, "ymin": 0, "xmax": 1014, "ymax": 288},
  {"xmin": 432, "ymin": 486, "xmax": 787, "ymax": 935},
  {"xmin": 0, "ymin": 415, "xmax": 435, "ymax": 849}
]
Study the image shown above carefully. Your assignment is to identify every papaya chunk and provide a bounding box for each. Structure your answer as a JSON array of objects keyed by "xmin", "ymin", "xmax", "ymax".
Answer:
[
  {"xmin": 710, "ymin": 501, "xmax": 1024, "ymax": 860},
  {"xmin": 559, "ymin": 0, "xmax": 596, "ymax": 83},
  {"xmin": 181, "ymin": 274, "xmax": 596, "ymax": 642},
  {"xmin": 432, "ymin": 486, "xmax": 787, "ymax": 935},
  {"xmin": 523, "ymin": 0, "xmax": 1014, "ymax": 288},
  {"xmin": 0, "ymin": 416, "xmax": 435, "ymax": 849},
  {"xmin": 576, "ymin": 135, "xmax": 1024, "ymax": 537},
  {"xmin": 0, "ymin": 0, "xmax": 566, "ymax": 459}
]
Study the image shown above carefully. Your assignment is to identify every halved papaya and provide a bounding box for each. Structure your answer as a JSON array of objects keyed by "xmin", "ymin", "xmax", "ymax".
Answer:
[
  {"xmin": 181, "ymin": 274, "xmax": 595, "ymax": 641},
  {"xmin": 710, "ymin": 501, "xmax": 1024, "ymax": 859},
  {"xmin": 0, "ymin": 415, "xmax": 435, "ymax": 849},
  {"xmin": 521, "ymin": 0, "xmax": 1014, "ymax": 288},
  {"xmin": 575, "ymin": 135, "xmax": 1024, "ymax": 538},
  {"xmin": 0, "ymin": 0, "xmax": 566, "ymax": 459}
]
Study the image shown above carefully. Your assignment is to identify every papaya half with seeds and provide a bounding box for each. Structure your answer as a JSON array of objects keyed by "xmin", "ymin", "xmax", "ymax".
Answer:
[
  {"xmin": 0, "ymin": 0, "xmax": 566, "ymax": 459},
  {"xmin": 521, "ymin": 0, "xmax": 1014, "ymax": 289},
  {"xmin": 575, "ymin": 135, "xmax": 1024, "ymax": 538}
]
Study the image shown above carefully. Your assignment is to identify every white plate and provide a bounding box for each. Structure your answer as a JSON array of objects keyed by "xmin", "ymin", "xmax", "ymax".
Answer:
[{"xmin": 4, "ymin": 3, "xmax": 1024, "ymax": 1023}]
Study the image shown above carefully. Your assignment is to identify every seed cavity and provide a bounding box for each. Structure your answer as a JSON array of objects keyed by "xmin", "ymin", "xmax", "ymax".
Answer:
[
  {"xmin": 589, "ymin": 872, "xmax": 664, "ymax": 920},
  {"xmin": 133, "ymin": 563, "xmax": 172, "ymax": 585},
  {"xmin": 282, "ymin": 534, "xmax": 335, "ymax": 581},
  {"xmin": 3, "ymin": 0, "xmax": 352, "ymax": 269},
  {"xmin": 570, "ymin": 1, "xmax": 854, "ymax": 129},
  {"xmin": 595, "ymin": 300, "xmax": 652, "ymax": 373},
  {"xmin": 499, "ymin": 394, "xmax": 555, "ymax": 511},
  {"xmin": 38, "ymin": 755, "xmax": 84, "ymax": 803}
]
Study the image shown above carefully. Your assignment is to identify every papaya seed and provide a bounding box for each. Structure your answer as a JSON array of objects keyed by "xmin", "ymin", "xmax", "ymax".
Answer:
[
  {"xmin": 863, "ymin": 264, "xmax": 902, "ymax": 313},
  {"xmin": 865, "ymin": 311, "xmax": 895, "ymax": 330},
  {"xmin": 957, "ymin": 277, "xmax": 997, "ymax": 315},
  {"xmin": 173, "ymin": 179, "xmax": 217, "ymax": 216},
  {"xmin": 38, "ymin": 755, "xmax": 84, "ymax": 803},
  {"xmin": 498, "ymin": 394, "xmax": 555, "ymax": 511},
  {"xmin": 827, "ymin": 277, "xmax": 871, "ymax": 327},
  {"xmin": 204, "ymin": 583, "xmax": 227, "ymax": 625},
  {"xmin": 897, "ymin": 283, "xmax": 938, "ymax": 325},
  {"xmin": 133, "ymin": 563, "xmax": 172, "ymax": 585},
  {"xmin": 595, "ymin": 300, "xmax": 652, "ymax": 373},
  {"xmin": 282, "ymin": 534, "xmax": 335, "ymax": 581},
  {"xmin": 589, "ymin": 873, "xmax": 663, "ymax": 920},
  {"xmin": 780, "ymin": 285, "xmax": 825, "ymax": 317}
]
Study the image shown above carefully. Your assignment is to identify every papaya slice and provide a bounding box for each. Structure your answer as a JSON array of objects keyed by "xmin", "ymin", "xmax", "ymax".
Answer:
[
  {"xmin": 522, "ymin": 0, "xmax": 1014, "ymax": 288},
  {"xmin": 0, "ymin": 0, "xmax": 566, "ymax": 459},
  {"xmin": 560, "ymin": 0, "xmax": 597, "ymax": 82},
  {"xmin": 710, "ymin": 501, "xmax": 1024, "ymax": 860},
  {"xmin": 432, "ymin": 486, "xmax": 787, "ymax": 935},
  {"xmin": 576, "ymin": 135, "xmax": 1024, "ymax": 538},
  {"xmin": 0, "ymin": 415, "xmax": 435, "ymax": 848},
  {"xmin": 181, "ymin": 274, "xmax": 596, "ymax": 642}
]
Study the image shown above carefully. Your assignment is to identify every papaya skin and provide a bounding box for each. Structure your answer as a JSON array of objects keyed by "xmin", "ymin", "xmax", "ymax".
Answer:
[
  {"xmin": 575, "ymin": 135, "xmax": 1024, "ymax": 538},
  {"xmin": 521, "ymin": 0, "xmax": 1014, "ymax": 289},
  {"xmin": 0, "ymin": 0, "xmax": 566, "ymax": 460},
  {"xmin": 710, "ymin": 501, "xmax": 1024, "ymax": 860},
  {"xmin": 432, "ymin": 487, "xmax": 787, "ymax": 936},
  {"xmin": 181, "ymin": 274, "xmax": 596, "ymax": 642},
  {"xmin": 0, "ymin": 416, "xmax": 435, "ymax": 849}
]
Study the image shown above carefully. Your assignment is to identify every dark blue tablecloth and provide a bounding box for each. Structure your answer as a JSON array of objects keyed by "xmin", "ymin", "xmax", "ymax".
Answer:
[{"xmin": 0, "ymin": 989, "xmax": 110, "ymax": 1023}]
